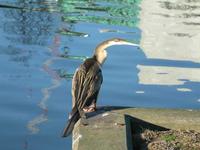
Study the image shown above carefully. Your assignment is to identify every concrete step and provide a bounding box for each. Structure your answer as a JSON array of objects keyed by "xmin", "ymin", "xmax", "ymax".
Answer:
[{"xmin": 72, "ymin": 106, "xmax": 200, "ymax": 150}]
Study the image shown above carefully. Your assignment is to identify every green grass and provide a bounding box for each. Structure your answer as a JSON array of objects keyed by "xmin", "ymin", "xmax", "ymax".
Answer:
[{"xmin": 161, "ymin": 134, "xmax": 176, "ymax": 142}]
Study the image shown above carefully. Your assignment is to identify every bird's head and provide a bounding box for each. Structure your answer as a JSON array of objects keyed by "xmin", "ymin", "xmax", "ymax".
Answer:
[{"xmin": 94, "ymin": 38, "xmax": 139, "ymax": 65}]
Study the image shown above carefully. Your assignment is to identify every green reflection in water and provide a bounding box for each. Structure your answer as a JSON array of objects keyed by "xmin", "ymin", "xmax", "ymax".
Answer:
[
  {"xmin": 59, "ymin": 47, "xmax": 89, "ymax": 61},
  {"xmin": 60, "ymin": 54, "xmax": 88, "ymax": 61},
  {"xmin": 0, "ymin": 0, "xmax": 141, "ymax": 27},
  {"xmin": 61, "ymin": 55, "xmax": 88, "ymax": 60},
  {"xmin": 57, "ymin": 28, "xmax": 89, "ymax": 37},
  {"xmin": 59, "ymin": 0, "xmax": 141, "ymax": 27},
  {"xmin": 56, "ymin": 69, "xmax": 74, "ymax": 80}
]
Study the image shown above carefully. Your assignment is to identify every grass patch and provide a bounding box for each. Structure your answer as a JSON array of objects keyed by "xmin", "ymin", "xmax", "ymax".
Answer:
[{"xmin": 161, "ymin": 134, "xmax": 176, "ymax": 142}]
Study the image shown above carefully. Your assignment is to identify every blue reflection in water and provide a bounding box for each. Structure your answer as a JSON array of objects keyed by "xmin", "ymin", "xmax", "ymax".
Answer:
[
  {"xmin": 0, "ymin": 0, "xmax": 200, "ymax": 150},
  {"xmin": 0, "ymin": 1, "xmax": 71, "ymax": 149}
]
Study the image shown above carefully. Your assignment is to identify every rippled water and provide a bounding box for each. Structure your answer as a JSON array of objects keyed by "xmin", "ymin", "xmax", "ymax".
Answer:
[{"xmin": 0, "ymin": 0, "xmax": 200, "ymax": 150}]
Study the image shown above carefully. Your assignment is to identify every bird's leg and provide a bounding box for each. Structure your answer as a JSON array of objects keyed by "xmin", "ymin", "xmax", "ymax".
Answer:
[{"xmin": 78, "ymin": 108, "xmax": 88, "ymax": 125}]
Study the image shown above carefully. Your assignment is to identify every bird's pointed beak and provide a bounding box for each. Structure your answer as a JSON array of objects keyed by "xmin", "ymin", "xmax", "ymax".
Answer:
[{"xmin": 122, "ymin": 40, "xmax": 140, "ymax": 47}]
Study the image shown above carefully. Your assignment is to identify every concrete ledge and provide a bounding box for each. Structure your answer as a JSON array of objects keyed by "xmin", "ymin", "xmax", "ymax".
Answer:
[{"xmin": 72, "ymin": 107, "xmax": 200, "ymax": 150}]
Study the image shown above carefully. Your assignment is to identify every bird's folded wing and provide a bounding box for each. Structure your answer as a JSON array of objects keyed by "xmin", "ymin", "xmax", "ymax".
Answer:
[{"xmin": 72, "ymin": 64, "xmax": 103, "ymax": 109}]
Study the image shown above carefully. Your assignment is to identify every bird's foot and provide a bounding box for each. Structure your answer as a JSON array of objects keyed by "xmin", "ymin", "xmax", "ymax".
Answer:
[
  {"xmin": 83, "ymin": 103, "xmax": 96, "ymax": 113},
  {"xmin": 83, "ymin": 107, "xmax": 96, "ymax": 113}
]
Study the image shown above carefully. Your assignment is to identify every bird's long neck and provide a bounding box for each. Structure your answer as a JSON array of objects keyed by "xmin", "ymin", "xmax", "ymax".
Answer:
[
  {"xmin": 93, "ymin": 38, "xmax": 139, "ymax": 65},
  {"xmin": 93, "ymin": 43, "xmax": 108, "ymax": 66}
]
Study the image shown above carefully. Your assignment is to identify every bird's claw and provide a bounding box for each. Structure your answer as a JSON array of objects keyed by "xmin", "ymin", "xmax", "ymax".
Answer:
[
  {"xmin": 83, "ymin": 107, "xmax": 96, "ymax": 113},
  {"xmin": 83, "ymin": 103, "xmax": 96, "ymax": 113}
]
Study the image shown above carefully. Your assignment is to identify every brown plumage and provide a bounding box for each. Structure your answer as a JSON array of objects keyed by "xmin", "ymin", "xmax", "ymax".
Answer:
[
  {"xmin": 62, "ymin": 56, "xmax": 102, "ymax": 137},
  {"xmin": 62, "ymin": 38, "xmax": 139, "ymax": 137}
]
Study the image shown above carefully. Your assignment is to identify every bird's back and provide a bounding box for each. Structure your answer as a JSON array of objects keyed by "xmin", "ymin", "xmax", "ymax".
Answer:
[
  {"xmin": 72, "ymin": 57, "xmax": 102, "ymax": 108},
  {"xmin": 83, "ymin": 57, "xmax": 96, "ymax": 71}
]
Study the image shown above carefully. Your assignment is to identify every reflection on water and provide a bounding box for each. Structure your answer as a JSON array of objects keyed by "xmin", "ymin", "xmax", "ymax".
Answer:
[
  {"xmin": 26, "ymin": 35, "xmax": 63, "ymax": 134},
  {"xmin": 57, "ymin": 28, "xmax": 89, "ymax": 37},
  {"xmin": 0, "ymin": 0, "xmax": 200, "ymax": 150},
  {"xmin": 60, "ymin": 0, "xmax": 140, "ymax": 27},
  {"xmin": 137, "ymin": 65, "xmax": 200, "ymax": 85},
  {"xmin": 0, "ymin": 1, "xmax": 70, "ymax": 150},
  {"xmin": 27, "ymin": 113, "xmax": 48, "ymax": 134},
  {"xmin": 0, "ymin": 45, "xmax": 32, "ymax": 66},
  {"xmin": 3, "ymin": 5, "xmax": 54, "ymax": 45},
  {"xmin": 139, "ymin": 0, "xmax": 200, "ymax": 63},
  {"xmin": 177, "ymin": 88, "xmax": 192, "ymax": 92},
  {"xmin": 139, "ymin": 0, "xmax": 200, "ymax": 88},
  {"xmin": 99, "ymin": 28, "xmax": 136, "ymax": 34}
]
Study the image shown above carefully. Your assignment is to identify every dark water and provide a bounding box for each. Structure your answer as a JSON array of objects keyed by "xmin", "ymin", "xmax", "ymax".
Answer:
[{"xmin": 0, "ymin": 0, "xmax": 200, "ymax": 150}]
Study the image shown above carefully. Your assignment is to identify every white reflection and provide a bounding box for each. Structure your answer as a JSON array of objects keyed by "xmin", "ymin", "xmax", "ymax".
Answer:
[
  {"xmin": 27, "ymin": 114, "xmax": 48, "ymax": 134},
  {"xmin": 176, "ymin": 88, "xmax": 192, "ymax": 92},
  {"xmin": 27, "ymin": 35, "xmax": 61, "ymax": 134},
  {"xmin": 135, "ymin": 91, "xmax": 145, "ymax": 94},
  {"xmin": 137, "ymin": 65, "xmax": 200, "ymax": 85},
  {"xmin": 139, "ymin": 0, "xmax": 200, "ymax": 63}
]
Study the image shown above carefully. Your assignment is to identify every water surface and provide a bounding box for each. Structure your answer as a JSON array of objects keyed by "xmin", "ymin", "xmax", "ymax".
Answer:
[{"xmin": 0, "ymin": 0, "xmax": 200, "ymax": 150}]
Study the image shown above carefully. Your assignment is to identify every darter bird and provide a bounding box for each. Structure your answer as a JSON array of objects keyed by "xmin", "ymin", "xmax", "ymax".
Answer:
[{"xmin": 62, "ymin": 38, "xmax": 139, "ymax": 137}]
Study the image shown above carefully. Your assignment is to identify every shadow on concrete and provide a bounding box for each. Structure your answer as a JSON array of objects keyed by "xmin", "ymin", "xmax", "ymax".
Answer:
[
  {"xmin": 125, "ymin": 115, "xmax": 170, "ymax": 150},
  {"xmin": 86, "ymin": 106, "xmax": 132, "ymax": 118}
]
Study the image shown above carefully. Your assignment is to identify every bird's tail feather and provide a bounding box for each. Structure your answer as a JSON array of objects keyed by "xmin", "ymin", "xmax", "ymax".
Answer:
[{"xmin": 62, "ymin": 107, "xmax": 80, "ymax": 137}]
